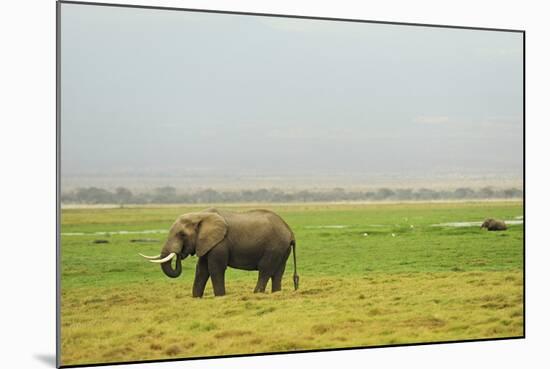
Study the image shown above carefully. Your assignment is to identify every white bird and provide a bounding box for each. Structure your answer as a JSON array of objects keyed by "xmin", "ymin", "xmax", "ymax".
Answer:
[
  {"xmin": 391, "ymin": 233, "xmax": 396, "ymax": 237},
  {"xmin": 363, "ymin": 233, "xmax": 368, "ymax": 236},
  {"xmin": 410, "ymin": 225, "xmax": 414, "ymax": 228}
]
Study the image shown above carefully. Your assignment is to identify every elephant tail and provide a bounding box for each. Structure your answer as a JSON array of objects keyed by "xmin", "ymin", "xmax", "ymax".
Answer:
[{"xmin": 291, "ymin": 240, "xmax": 299, "ymax": 290}]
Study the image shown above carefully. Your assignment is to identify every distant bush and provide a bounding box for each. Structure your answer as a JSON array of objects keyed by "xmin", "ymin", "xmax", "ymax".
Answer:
[{"xmin": 60, "ymin": 186, "xmax": 523, "ymax": 205}]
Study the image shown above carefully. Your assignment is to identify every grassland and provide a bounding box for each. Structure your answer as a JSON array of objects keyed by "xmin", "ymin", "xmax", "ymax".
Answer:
[{"xmin": 60, "ymin": 201, "xmax": 524, "ymax": 366}]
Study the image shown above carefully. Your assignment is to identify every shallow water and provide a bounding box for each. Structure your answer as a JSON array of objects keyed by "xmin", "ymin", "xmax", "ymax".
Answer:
[
  {"xmin": 61, "ymin": 229, "xmax": 167, "ymax": 236},
  {"xmin": 304, "ymin": 225, "xmax": 349, "ymax": 229},
  {"xmin": 432, "ymin": 220, "xmax": 523, "ymax": 227},
  {"xmin": 61, "ymin": 218, "xmax": 524, "ymax": 236}
]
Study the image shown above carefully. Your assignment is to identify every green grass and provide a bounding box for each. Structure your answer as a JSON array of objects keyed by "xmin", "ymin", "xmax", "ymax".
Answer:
[{"xmin": 60, "ymin": 201, "xmax": 524, "ymax": 366}]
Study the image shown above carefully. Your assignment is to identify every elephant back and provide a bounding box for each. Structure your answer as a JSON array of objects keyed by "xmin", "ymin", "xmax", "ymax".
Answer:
[{"xmin": 220, "ymin": 209, "xmax": 295, "ymax": 246}]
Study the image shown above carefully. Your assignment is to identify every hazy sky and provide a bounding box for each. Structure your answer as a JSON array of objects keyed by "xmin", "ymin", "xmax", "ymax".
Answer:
[{"xmin": 61, "ymin": 4, "xmax": 523, "ymax": 181}]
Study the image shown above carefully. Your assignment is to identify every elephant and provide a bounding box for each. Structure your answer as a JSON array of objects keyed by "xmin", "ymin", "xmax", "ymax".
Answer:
[
  {"xmin": 139, "ymin": 208, "xmax": 299, "ymax": 297},
  {"xmin": 481, "ymin": 218, "xmax": 507, "ymax": 231}
]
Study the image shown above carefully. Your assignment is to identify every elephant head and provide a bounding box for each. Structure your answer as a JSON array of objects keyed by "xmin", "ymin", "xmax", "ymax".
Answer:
[
  {"xmin": 139, "ymin": 212, "xmax": 228, "ymax": 278},
  {"xmin": 480, "ymin": 218, "xmax": 494, "ymax": 229},
  {"xmin": 480, "ymin": 218, "xmax": 507, "ymax": 231}
]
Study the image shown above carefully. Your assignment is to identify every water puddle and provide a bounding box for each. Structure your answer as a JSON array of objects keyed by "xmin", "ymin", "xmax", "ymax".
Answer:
[
  {"xmin": 432, "ymin": 220, "xmax": 523, "ymax": 227},
  {"xmin": 61, "ymin": 229, "xmax": 167, "ymax": 236},
  {"xmin": 304, "ymin": 225, "xmax": 349, "ymax": 229},
  {"xmin": 61, "ymin": 217, "xmax": 524, "ymax": 236}
]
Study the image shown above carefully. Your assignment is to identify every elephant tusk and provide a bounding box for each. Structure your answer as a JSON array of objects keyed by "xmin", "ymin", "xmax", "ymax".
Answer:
[
  {"xmin": 139, "ymin": 253, "xmax": 161, "ymax": 260},
  {"xmin": 148, "ymin": 252, "xmax": 176, "ymax": 263}
]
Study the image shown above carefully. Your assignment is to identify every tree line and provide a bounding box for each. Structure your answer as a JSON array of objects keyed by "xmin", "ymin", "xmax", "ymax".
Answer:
[{"xmin": 60, "ymin": 186, "xmax": 523, "ymax": 205}]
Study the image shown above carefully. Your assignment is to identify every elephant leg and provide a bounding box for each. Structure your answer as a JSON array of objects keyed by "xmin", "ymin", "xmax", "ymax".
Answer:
[
  {"xmin": 192, "ymin": 257, "xmax": 210, "ymax": 298},
  {"xmin": 255, "ymin": 248, "xmax": 285, "ymax": 293},
  {"xmin": 271, "ymin": 263, "xmax": 286, "ymax": 293},
  {"xmin": 271, "ymin": 248, "xmax": 290, "ymax": 292},
  {"xmin": 210, "ymin": 272, "xmax": 226, "ymax": 296},
  {"xmin": 254, "ymin": 270, "xmax": 271, "ymax": 293},
  {"xmin": 207, "ymin": 246, "xmax": 228, "ymax": 297}
]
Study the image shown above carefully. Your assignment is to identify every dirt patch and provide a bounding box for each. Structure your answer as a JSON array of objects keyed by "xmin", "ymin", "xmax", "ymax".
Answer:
[
  {"xmin": 164, "ymin": 345, "xmax": 182, "ymax": 356},
  {"xmin": 149, "ymin": 343, "xmax": 162, "ymax": 351},
  {"xmin": 405, "ymin": 317, "xmax": 446, "ymax": 328},
  {"xmin": 214, "ymin": 330, "xmax": 252, "ymax": 339},
  {"xmin": 311, "ymin": 324, "xmax": 332, "ymax": 334},
  {"xmin": 299, "ymin": 288, "xmax": 324, "ymax": 296},
  {"xmin": 256, "ymin": 307, "xmax": 277, "ymax": 316}
]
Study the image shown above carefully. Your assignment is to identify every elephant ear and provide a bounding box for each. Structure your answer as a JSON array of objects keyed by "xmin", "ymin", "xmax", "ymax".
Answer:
[{"xmin": 196, "ymin": 213, "xmax": 228, "ymax": 257}]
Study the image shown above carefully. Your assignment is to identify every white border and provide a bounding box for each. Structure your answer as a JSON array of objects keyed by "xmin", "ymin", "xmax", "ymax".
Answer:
[{"xmin": 2, "ymin": 1, "xmax": 549, "ymax": 369}]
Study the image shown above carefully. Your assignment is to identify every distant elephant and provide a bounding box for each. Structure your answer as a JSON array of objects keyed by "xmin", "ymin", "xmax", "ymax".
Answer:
[
  {"xmin": 140, "ymin": 208, "xmax": 299, "ymax": 297},
  {"xmin": 481, "ymin": 218, "xmax": 507, "ymax": 231}
]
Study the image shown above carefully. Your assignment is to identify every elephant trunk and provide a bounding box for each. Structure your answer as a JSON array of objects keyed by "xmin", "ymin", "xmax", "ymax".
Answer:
[
  {"xmin": 160, "ymin": 253, "xmax": 189, "ymax": 278},
  {"xmin": 160, "ymin": 253, "xmax": 182, "ymax": 278}
]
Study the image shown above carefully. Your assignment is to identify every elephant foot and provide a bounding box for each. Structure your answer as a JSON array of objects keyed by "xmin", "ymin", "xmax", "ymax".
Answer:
[{"xmin": 192, "ymin": 291, "xmax": 204, "ymax": 298}]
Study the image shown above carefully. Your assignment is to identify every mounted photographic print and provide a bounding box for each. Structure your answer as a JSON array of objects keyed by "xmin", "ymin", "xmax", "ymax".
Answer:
[{"xmin": 57, "ymin": 1, "xmax": 524, "ymax": 367}]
